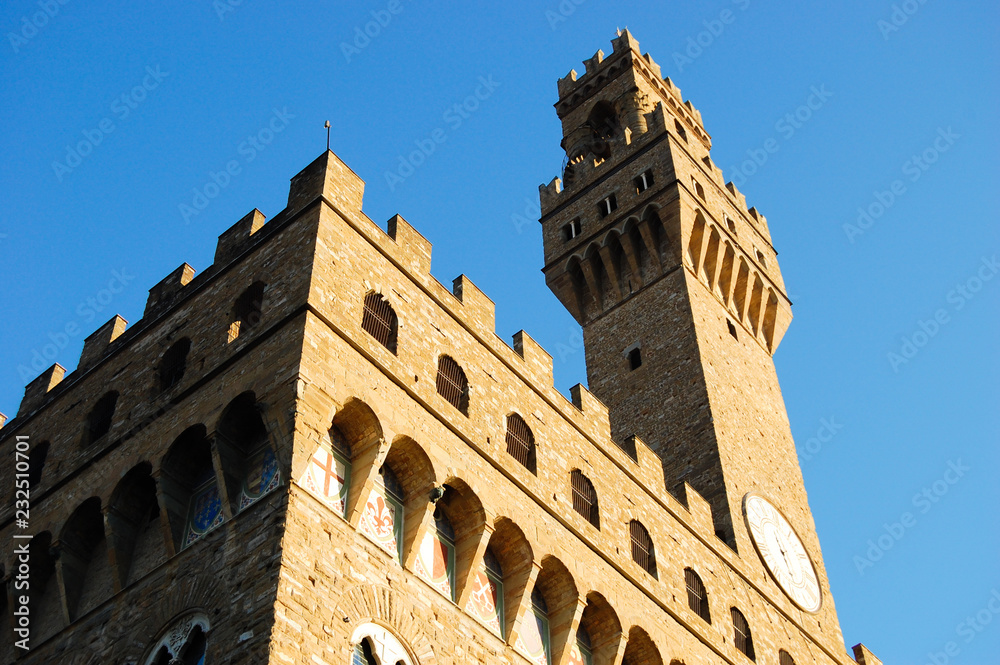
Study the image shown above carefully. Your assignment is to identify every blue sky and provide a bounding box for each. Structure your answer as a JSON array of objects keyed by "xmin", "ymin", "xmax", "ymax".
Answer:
[{"xmin": 2, "ymin": 1, "xmax": 997, "ymax": 662}]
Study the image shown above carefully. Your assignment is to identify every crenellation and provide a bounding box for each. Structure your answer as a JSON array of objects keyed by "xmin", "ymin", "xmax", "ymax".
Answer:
[
  {"xmin": 679, "ymin": 482, "xmax": 716, "ymax": 540},
  {"xmin": 450, "ymin": 275, "xmax": 496, "ymax": 339},
  {"xmin": 725, "ymin": 181, "xmax": 748, "ymax": 210},
  {"xmin": 1, "ymin": 31, "xmax": 875, "ymax": 665},
  {"xmin": 568, "ymin": 383, "xmax": 612, "ymax": 443},
  {"xmin": 17, "ymin": 363, "xmax": 65, "ymax": 417},
  {"xmin": 387, "ymin": 214, "xmax": 433, "ymax": 275},
  {"xmin": 215, "ymin": 208, "xmax": 265, "ymax": 266},
  {"xmin": 556, "ymin": 69, "xmax": 579, "ymax": 98},
  {"xmin": 511, "ymin": 330, "xmax": 554, "ymax": 390},
  {"xmin": 144, "ymin": 263, "xmax": 196, "ymax": 317},
  {"xmin": 79, "ymin": 314, "xmax": 128, "ymax": 371},
  {"xmin": 287, "ymin": 149, "xmax": 365, "ymax": 217},
  {"xmin": 583, "ymin": 50, "xmax": 604, "ymax": 74}
]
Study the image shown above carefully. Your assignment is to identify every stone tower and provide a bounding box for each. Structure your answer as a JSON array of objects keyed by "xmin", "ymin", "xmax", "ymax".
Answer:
[
  {"xmin": 540, "ymin": 30, "xmax": 802, "ymax": 553},
  {"xmin": 0, "ymin": 31, "xmax": 881, "ymax": 665}
]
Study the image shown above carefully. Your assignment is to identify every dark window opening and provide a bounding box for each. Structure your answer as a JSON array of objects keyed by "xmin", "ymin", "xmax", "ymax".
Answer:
[
  {"xmin": 229, "ymin": 281, "xmax": 266, "ymax": 343},
  {"xmin": 436, "ymin": 356, "xmax": 469, "ymax": 415},
  {"xmin": 571, "ymin": 470, "xmax": 599, "ymax": 528},
  {"xmin": 28, "ymin": 441, "xmax": 49, "ymax": 489},
  {"xmin": 685, "ymin": 568, "xmax": 712, "ymax": 623},
  {"xmin": 562, "ymin": 218, "xmax": 582, "ymax": 241},
  {"xmin": 634, "ymin": 170, "xmax": 654, "ymax": 193},
  {"xmin": 675, "ymin": 120, "xmax": 688, "ymax": 141},
  {"xmin": 732, "ymin": 607, "xmax": 756, "ymax": 661},
  {"xmin": 159, "ymin": 338, "xmax": 191, "ymax": 392},
  {"xmin": 83, "ymin": 391, "xmax": 118, "ymax": 447},
  {"xmin": 505, "ymin": 413, "xmax": 537, "ymax": 474},
  {"xmin": 597, "ymin": 194, "xmax": 618, "ymax": 218},
  {"xmin": 628, "ymin": 347, "xmax": 642, "ymax": 371},
  {"xmin": 361, "ymin": 292, "xmax": 398, "ymax": 354},
  {"xmin": 727, "ymin": 320, "xmax": 739, "ymax": 340},
  {"xmin": 779, "ymin": 650, "xmax": 796, "ymax": 665},
  {"xmin": 629, "ymin": 520, "xmax": 656, "ymax": 576}
]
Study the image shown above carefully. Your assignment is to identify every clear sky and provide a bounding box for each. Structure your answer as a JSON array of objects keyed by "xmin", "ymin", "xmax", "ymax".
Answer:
[{"xmin": 1, "ymin": 1, "xmax": 997, "ymax": 663}]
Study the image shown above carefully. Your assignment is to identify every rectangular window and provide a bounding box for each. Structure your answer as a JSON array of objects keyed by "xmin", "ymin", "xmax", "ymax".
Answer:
[
  {"xmin": 634, "ymin": 170, "xmax": 654, "ymax": 193},
  {"xmin": 562, "ymin": 218, "xmax": 582, "ymax": 241},
  {"xmin": 597, "ymin": 194, "xmax": 618, "ymax": 217}
]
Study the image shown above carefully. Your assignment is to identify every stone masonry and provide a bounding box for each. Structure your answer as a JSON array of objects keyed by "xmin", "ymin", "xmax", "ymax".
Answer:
[{"xmin": 0, "ymin": 31, "xmax": 881, "ymax": 665}]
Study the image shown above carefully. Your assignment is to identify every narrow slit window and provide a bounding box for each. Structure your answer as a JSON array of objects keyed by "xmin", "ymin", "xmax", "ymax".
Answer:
[
  {"xmin": 727, "ymin": 319, "xmax": 739, "ymax": 340},
  {"xmin": 628, "ymin": 347, "xmax": 642, "ymax": 371}
]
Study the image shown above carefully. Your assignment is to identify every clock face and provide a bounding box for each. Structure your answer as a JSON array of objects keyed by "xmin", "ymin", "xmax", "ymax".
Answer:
[{"xmin": 743, "ymin": 493, "xmax": 822, "ymax": 613}]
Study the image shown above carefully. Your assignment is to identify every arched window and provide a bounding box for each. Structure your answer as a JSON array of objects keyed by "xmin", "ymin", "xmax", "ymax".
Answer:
[
  {"xmin": 675, "ymin": 119, "xmax": 688, "ymax": 141},
  {"xmin": 436, "ymin": 356, "xmax": 469, "ymax": 414},
  {"xmin": 162, "ymin": 426, "xmax": 223, "ymax": 550},
  {"xmin": 415, "ymin": 506, "xmax": 456, "ymax": 600},
  {"xmin": 517, "ymin": 586, "xmax": 551, "ymax": 665},
  {"xmin": 779, "ymin": 650, "xmax": 796, "ymax": 665},
  {"xmin": 362, "ymin": 292, "xmax": 398, "ymax": 353},
  {"xmin": 215, "ymin": 393, "xmax": 280, "ymax": 513},
  {"xmin": 158, "ymin": 337, "xmax": 191, "ymax": 391},
  {"xmin": 571, "ymin": 470, "xmax": 599, "ymax": 528},
  {"xmin": 228, "ymin": 281, "xmax": 265, "ymax": 342},
  {"xmin": 28, "ymin": 440, "xmax": 49, "ymax": 489},
  {"xmin": 82, "ymin": 391, "xmax": 118, "ymax": 446},
  {"xmin": 28, "ymin": 531, "xmax": 62, "ymax": 642},
  {"xmin": 108, "ymin": 463, "xmax": 165, "ymax": 586},
  {"xmin": 629, "ymin": 520, "xmax": 656, "ymax": 577},
  {"xmin": 732, "ymin": 607, "xmax": 756, "ymax": 661},
  {"xmin": 61, "ymin": 497, "xmax": 113, "ymax": 620},
  {"xmin": 360, "ymin": 465, "xmax": 405, "ymax": 563},
  {"xmin": 505, "ymin": 413, "xmax": 536, "ymax": 473},
  {"xmin": 569, "ymin": 625, "xmax": 594, "ymax": 665},
  {"xmin": 145, "ymin": 613, "xmax": 210, "ymax": 665},
  {"xmin": 466, "ymin": 548, "xmax": 505, "ymax": 636},
  {"xmin": 685, "ymin": 567, "xmax": 711, "ymax": 623}
]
